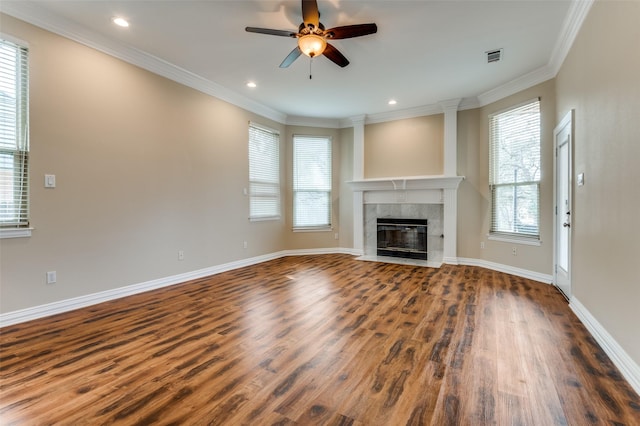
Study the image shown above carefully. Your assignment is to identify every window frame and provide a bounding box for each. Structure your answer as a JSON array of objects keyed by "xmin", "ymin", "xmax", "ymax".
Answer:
[
  {"xmin": 292, "ymin": 134, "xmax": 332, "ymax": 231},
  {"xmin": 0, "ymin": 36, "xmax": 31, "ymax": 239},
  {"xmin": 488, "ymin": 98, "xmax": 541, "ymax": 242},
  {"xmin": 248, "ymin": 122, "xmax": 281, "ymax": 221}
]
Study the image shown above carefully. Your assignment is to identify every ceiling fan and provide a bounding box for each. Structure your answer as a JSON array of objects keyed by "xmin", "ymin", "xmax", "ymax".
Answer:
[{"xmin": 245, "ymin": 0, "xmax": 377, "ymax": 68}]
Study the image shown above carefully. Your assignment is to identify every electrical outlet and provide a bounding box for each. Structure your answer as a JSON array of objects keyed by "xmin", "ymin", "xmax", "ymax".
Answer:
[
  {"xmin": 512, "ymin": 247, "xmax": 517, "ymax": 256},
  {"xmin": 480, "ymin": 242, "xmax": 485, "ymax": 249},
  {"xmin": 178, "ymin": 250, "xmax": 184, "ymax": 261},
  {"xmin": 334, "ymin": 233, "xmax": 339, "ymax": 240},
  {"xmin": 243, "ymin": 241, "xmax": 248, "ymax": 249},
  {"xmin": 46, "ymin": 271, "xmax": 57, "ymax": 284}
]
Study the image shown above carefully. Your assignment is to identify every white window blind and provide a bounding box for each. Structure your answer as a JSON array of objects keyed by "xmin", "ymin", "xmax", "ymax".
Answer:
[
  {"xmin": 489, "ymin": 99, "xmax": 541, "ymax": 238},
  {"xmin": 293, "ymin": 135, "xmax": 332, "ymax": 229},
  {"xmin": 0, "ymin": 39, "xmax": 29, "ymax": 229},
  {"xmin": 248, "ymin": 122, "xmax": 280, "ymax": 220}
]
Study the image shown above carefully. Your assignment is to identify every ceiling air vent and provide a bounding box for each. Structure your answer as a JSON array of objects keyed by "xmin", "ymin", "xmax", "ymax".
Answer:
[{"xmin": 486, "ymin": 49, "xmax": 503, "ymax": 63}]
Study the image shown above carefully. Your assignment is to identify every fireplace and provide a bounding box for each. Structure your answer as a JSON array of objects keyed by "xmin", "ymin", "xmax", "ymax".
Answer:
[
  {"xmin": 348, "ymin": 176, "xmax": 464, "ymax": 266},
  {"xmin": 377, "ymin": 218, "xmax": 428, "ymax": 260}
]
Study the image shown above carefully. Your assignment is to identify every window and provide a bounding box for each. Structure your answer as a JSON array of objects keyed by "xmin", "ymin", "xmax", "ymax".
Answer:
[
  {"xmin": 0, "ymin": 39, "xmax": 29, "ymax": 232},
  {"xmin": 293, "ymin": 135, "xmax": 332, "ymax": 229},
  {"xmin": 248, "ymin": 122, "xmax": 280, "ymax": 220},
  {"xmin": 489, "ymin": 99, "xmax": 540, "ymax": 239}
]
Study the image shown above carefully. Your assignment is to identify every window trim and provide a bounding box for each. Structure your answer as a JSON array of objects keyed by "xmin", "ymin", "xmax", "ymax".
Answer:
[
  {"xmin": 292, "ymin": 226, "xmax": 333, "ymax": 233},
  {"xmin": 0, "ymin": 36, "xmax": 30, "ymax": 238},
  {"xmin": 488, "ymin": 98, "xmax": 541, "ymax": 240},
  {"xmin": 487, "ymin": 233, "xmax": 542, "ymax": 246},
  {"xmin": 0, "ymin": 227, "xmax": 33, "ymax": 239},
  {"xmin": 248, "ymin": 121, "xmax": 281, "ymax": 221},
  {"xmin": 292, "ymin": 134, "xmax": 332, "ymax": 231}
]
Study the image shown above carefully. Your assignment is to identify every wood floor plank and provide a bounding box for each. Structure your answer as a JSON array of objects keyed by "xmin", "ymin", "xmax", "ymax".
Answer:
[{"xmin": 1, "ymin": 254, "xmax": 639, "ymax": 425}]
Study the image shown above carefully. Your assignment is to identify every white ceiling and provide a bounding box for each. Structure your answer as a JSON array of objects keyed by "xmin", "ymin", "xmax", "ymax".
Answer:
[{"xmin": 2, "ymin": 0, "xmax": 580, "ymax": 125}]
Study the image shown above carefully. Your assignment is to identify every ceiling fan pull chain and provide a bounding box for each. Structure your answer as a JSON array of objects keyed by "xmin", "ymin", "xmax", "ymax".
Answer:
[{"xmin": 309, "ymin": 58, "xmax": 313, "ymax": 80}]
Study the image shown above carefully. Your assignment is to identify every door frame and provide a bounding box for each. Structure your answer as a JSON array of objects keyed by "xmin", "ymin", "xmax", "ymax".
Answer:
[{"xmin": 553, "ymin": 110, "xmax": 574, "ymax": 300}]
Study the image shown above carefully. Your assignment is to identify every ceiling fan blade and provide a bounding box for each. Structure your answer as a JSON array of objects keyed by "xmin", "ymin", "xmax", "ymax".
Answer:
[
  {"xmin": 280, "ymin": 47, "xmax": 303, "ymax": 68},
  {"xmin": 301, "ymin": 0, "xmax": 320, "ymax": 29},
  {"xmin": 325, "ymin": 23, "xmax": 378, "ymax": 39},
  {"xmin": 323, "ymin": 43, "xmax": 349, "ymax": 68},
  {"xmin": 245, "ymin": 27, "xmax": 297, "ymax": 37}
]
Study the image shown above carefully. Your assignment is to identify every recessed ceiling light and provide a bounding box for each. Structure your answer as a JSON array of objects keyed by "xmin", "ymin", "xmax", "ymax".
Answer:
[
  {"xmin": 112, "ymin": 17, "xmax": 129, "ymax": 28},
  {"xmin": 388, "ymin": 100, "xmax": 397, "ymax": 105},
  {"xmin": 247, "ymin": 81, "xmax": 257, "ymax": 88}
]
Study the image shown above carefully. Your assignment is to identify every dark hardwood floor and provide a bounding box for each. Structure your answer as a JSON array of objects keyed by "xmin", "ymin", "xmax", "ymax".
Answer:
[{"xmin": 1, "ymin": 254, "xmax": 639, "ymax": 425}]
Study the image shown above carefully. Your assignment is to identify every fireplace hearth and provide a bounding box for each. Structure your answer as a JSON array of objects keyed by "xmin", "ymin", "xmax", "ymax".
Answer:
[{"xmin": 377, "ymin": 218, "xmax": 428, "ymax": 260}]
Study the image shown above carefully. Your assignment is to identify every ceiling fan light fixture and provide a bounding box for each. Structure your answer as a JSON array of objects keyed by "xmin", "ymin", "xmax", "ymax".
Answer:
[{"xmin": 298, "ymin": 34, "xmax": 327, "ymax": 58}]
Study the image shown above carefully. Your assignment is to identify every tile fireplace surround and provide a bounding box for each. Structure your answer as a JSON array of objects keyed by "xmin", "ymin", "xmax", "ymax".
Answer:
[
  {"xmin": 367, "ymin": 204, "xmax": 442, "ymax": 263},
  {"xmin": 347, "ymin": 176, "xmax": 464, "ymax": 267}
]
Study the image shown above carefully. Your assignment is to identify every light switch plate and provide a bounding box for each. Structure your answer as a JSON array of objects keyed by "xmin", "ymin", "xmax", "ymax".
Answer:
[
  {"xmin": 577, "ymin": 173, "xmax": 584, "ymax": 186},
  {"xmin": 45, "ymin": 174, "xmax": 56, "ymax": 188}
]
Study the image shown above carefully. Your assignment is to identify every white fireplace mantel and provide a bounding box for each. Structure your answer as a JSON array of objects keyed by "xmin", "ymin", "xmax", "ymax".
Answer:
[{"xmin": 347, "ymin": 175, "xmax": 464, "ymax": 192}]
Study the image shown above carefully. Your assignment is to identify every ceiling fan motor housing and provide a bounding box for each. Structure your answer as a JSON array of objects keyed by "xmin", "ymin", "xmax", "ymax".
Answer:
[{"xmin": 299, "ymin": 22, "xmax": 325, "ymax": 37}]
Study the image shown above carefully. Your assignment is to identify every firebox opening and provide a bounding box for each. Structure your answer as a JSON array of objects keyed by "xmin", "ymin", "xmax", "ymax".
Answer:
[{"xmin": 377, "ymin": 218, "xmax": 428, "ymax": 260}]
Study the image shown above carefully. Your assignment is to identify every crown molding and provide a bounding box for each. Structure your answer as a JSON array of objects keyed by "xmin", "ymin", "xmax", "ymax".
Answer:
[
  {"xmin": 548, "ymin": 0, "xmax": 595, "ymax": 75},
  {"xmin": 458, "ymin": 97, "xmax": 481, "ymax": 111},
  {"xmin": 476, "ymin": 64, "xmax": 556, "ymax": 107},
  {"xmin": 364, "ymin": 103, "xmax": 444, "ymax": 125},
  {"xmin": 439, "ymin": 98, "xmax": 462, "ymax": 111},
  {"xmin": 339, "ymin": 118, "xmax": 356, "ymax": 128},
  {"xmin": 285, "ymin": 115, "xmax": 343, "ymax": 129},
  {"xmin": 0, "ymin": 1, "xmax": 287, "ymax": 124}
]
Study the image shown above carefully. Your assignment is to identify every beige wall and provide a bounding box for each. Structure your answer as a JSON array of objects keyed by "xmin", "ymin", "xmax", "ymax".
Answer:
[
  {"xmin": 555, "ymin": 1, "xmax": 640, "ymax": 364},
  {"xmin": 456, "ymin": 80, "xmax": 556, "ymax": 274},
  {"xmin": 456, "ymin": 108, "xmax": 484, "ymax": 258},
  {"xmin": 364, "ymin": 114, "xmax": 444, "ymax": 178},
  {"xmin": 0, "ymin": 15, "xmax": 291, "ymax": 313}
]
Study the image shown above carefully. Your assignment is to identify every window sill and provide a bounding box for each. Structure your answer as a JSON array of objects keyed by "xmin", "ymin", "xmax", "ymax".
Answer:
[
  {"xmin": 249, "ymin": 215, "xmax": 281, "ymax": 222},
  {"xmin": 293, "ymin": 226, "xmax": 332, "ymax": 233},
  {"xmin": 1, "ymin": 228, "xmax": 33, "ymax": 239},
  {"xmin": 488, "ymin": 234, "xmax": 541, "ymax": 246}
]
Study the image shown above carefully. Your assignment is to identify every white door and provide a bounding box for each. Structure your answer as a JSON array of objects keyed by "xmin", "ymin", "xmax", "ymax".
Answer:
[{"xmin": 554, "ymin": 111, "xmax": 573, "ymax": 299}]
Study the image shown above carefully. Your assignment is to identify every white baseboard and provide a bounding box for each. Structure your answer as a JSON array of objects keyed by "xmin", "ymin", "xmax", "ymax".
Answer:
[
  {"xmin": 456, "ymin": 257, "xmax": 553, "ymax": 284},
  {"xmin": 570, "ymin": 297, "xmax": 640, "ymax": 395},
  {"xmin": 0, "ymin": 248, "xmax": 359, "ymax": 327}
]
